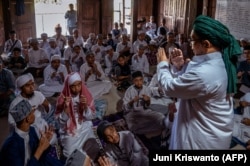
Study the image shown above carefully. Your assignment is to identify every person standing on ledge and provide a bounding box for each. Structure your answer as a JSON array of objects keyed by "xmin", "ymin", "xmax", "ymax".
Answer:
[
  {"xmin": 157, "ymin": 15, "xmax": 241, "ymax": 149},
  {"xmin": 65, "ymin": 3, "xmax": 77, "ymax": 35}
]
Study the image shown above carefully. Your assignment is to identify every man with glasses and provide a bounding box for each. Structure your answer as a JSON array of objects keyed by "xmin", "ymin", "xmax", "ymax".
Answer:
[{"xmin": 157, "ymin": 15, "xmax": 241, "ymax": 149}]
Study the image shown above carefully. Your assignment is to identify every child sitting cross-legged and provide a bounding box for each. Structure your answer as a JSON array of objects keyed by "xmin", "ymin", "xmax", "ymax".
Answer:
[{"xmin": 97, "ymin": 120, "xmax": 149, "ymax": 166}]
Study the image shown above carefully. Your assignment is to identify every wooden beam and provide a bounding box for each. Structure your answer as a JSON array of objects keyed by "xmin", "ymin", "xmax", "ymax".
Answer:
[{"xmin": 131, "ymin": 0, "xmax": 138, "ymax": 43}]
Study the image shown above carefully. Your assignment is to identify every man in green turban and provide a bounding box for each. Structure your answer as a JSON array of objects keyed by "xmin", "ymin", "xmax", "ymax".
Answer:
[{"xmin": 156, "ymin": 15, "xmax": 241, "ymax": 149}]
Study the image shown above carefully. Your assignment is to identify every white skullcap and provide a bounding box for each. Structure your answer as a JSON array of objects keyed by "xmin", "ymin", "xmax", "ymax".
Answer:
[
  {"xmin": 138, "ymin": 30, "xmax": 145, "ymax": 35},
  {"xmin": 149, "ymin": 40, "xmax": 157, "ymax": 45},
  {"xmin": 73, "ymin": 43, "xmax": 81, "ymax": 48},
  {"xmin": 137, "ymin": 44, "xmax": 145, "ymax": 51},
  {"xmin": 49, "ymin": 38, "xmax": 56, "ymax": 42},
  {"xmin": 105, "ymin": 45, "xmax": 113, "ymax": 51},
  {"xmin": 51, "ymin": 54, "xmax": 61, "ymax": 62},
  {"xmin": 68, "ymin": 72, "xmax": 81, "ymax": 85},
  {"xmin": 41, "ymin": 33, "xmax": 48, "ymax": 37},
  {"xmin": 240, "ymin": 38, "xmax": 248, "ymax": 42},
  {"xmin": 16, "ymin": 73, "xmax": 34, "ymax": 89}
]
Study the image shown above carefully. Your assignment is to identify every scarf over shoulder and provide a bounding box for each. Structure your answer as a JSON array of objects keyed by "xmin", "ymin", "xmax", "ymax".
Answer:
[
  {"xmin": 193, "ymin": 15, "xmax": 242, "ymax": 93},
  {"xmin": 55, "ymin": 72, "xmax": 95, "ymax": 134}
]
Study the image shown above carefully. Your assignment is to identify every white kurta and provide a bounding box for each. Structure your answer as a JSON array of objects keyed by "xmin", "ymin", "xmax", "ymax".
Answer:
[
  {"xmin": 46, "ymin": 46, "xmax": 61, "ymax": 59},
  {"xmin": 104, "ymin": 52, "xmax": 119, "ymax": 74},
  {"xmin": 58, "ymin": 95, "xmax": 95, "ymax": 157},
  {"xmin": 148, "ymin": 73, "xmax": 173, "ymax": 115},
  {"xmin": 133, "ymin": 40, "xmax": 148, "ymax": 54},
  {"xmin": 80, "ymin": 62, "xmax": 112, "ymax": 99},
  {"xmin": 157, "ymin": 52, "xmax": 234, "ymax": 149},
  {"xmin": 39, "ymin": 64, "xmax": 68, "ymax": 97},
  {"xmin": 28, "ymin": 48, "xmax": 49, "ymax": 68},
  {"xmin": 91, "ymin": 44, "xmax": 106, "ymax": 63},
  {"xmin": 8, "ymin": 91, "xmax": 57, "ymax": 145},
  {"xmin": 131, "ymin": 53, "xmax": 149, "ymax": 74},
  {"xmin": 116, "ymin": 41, "xmax": 133, "ymax": 54},
  {"xmin": 70, "ymin": 51, "xmax": 86, "ymax": 72}
]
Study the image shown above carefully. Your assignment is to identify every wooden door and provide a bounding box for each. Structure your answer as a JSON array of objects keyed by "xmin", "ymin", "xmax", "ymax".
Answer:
[
  {"xmin": 78, "ymin": 0, "xmax": 100, "ymax": 39},
  {"xmin": 9, "ymin": 0, "xmax": 36, "ymax": 43},
  {"xmin": 101, "ymin": 0, "xmax": 113, "ymax": 37},
  {"xmin": 0, "ymin": 0, "xmax": 5, "ymax": 53}
]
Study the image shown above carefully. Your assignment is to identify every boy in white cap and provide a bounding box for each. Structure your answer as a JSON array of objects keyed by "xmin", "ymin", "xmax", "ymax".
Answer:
[
  {"xmin": 39, "ymin": 55, "xmax": 68, "ymax": 97},
  {"xmin": 46, "ymin": 37, "xmax": 62, "ymax": 59},
  {"xmin": 9, "ymin": 73, "xmax": 56, "ymax": 138},
  {"xmin": 0, "ymin": 100, "xmax": 64, "ymax": 165},
  {"xmin": 104, "ymin": 45, "xmax": 118, "ymax": 75},
  {"xmin": 55, "ymin": 72, "xmax": 96, "ymax": 157},
  {"xmin": 39, "ymin": 33, "xmax": 50, "ymax": 50},
  {"xmin": 80, "ymin": 52, "xmax": 112, "ymax": 99}
]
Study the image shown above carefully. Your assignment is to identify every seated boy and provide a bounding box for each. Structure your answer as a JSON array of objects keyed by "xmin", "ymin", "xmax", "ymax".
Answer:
[
  {"xmin": 114, "ymin": 55, "xmax": 131, "ymax": 91},
  {"xmin": 97, "ymin": 120, "xmax": 149, "ymax": 166},
  {"xmin": 0, "ymin": 100, "xmax": 64, "ymax": 165},
  {"xmin": 80, "ymin": 51, "xmax": 112, "ymax": 99},
  {"xmin": 231, "ymin": 92, "xmax": 250, "ymax": 148},
  {"xmin": 122, "ymin": 71, "xmax": 165, "ymax": 136}
]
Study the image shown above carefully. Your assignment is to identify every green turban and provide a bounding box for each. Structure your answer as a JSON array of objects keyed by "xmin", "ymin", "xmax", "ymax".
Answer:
[{"xmin": 193, "ymin": 15, "xmax": 241, "ymax": 94}]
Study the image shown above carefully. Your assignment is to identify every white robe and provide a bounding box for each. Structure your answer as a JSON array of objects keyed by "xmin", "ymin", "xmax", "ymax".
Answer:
[
  {"xmin": 104, "ymin": 52, "xmax": 119, "ymax": 74},
  {"xmin": 80, "ymin": 62, "xmax": 112, "ymax": 99},
  {"xmin": 91, "ymin": 44, "xmax": 106, "ymax": 63},
  {"xmin": 116, "ymin": 41, "xmax": 133, "ymax": 54},
  {"xmin": 8, "ymin": 91, "xmax": 57, "ymax": 144},
  {"xmin": 157, "ymin": 52, "xmax": 234, "ymax": 149},
  {"xmin": 131, "ymin": 53, "xmax": 149, "ymax": 74},
  {"xmin": 132, "ymin": 40, "xmax": 148, "ymax": 54},
  {"xmin": 39, "ymin": 64, "xmax": 68, "ymax": 97},
  {"xmin": 27, "ymin": 48, "xmax": 49, "ymax": 68},
  {"xmin": 46, "ymin": 46, "xmax": 61, "ymax": 59},
  {"xmin": 58, "ymin": 95, "xmax": 95, "ymax": 157}
]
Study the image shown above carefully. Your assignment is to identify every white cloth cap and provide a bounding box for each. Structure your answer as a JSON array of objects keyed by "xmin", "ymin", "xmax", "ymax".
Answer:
[
  {"xmin": 49, "ymin": 38, "xmax": 56, "ymax": 42},
  {"xmin": 138, "ymin": 30, "xmax": 145, "ymax": 35},
  {"xmin": 105, "ymin": 45, "xmax": 113, "ymax": 51},
  {"xmin": 69, "ymin": 72, "xmax": 82, "ymax": 85},
  {"xmin": 16, "ymin": 73, "xmax": 34, "ymax": 89},
  {"xmin": 51, "ymin": 54, "xmax": 61, "ymax": 62},
  {"xmin": 240, "ymin": 38, "xmax": 248, "ymax": 42}
]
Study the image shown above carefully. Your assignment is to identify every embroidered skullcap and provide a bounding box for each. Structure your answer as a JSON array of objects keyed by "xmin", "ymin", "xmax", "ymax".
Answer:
[
  {"xmin": 49, "ymin": 38, "xmax": 56, "ymax": 42},
  {"xmin": 97, "ymin": 120, "xmax": 112, "ymax": 140},
  {"xmin": 132, "ymin": 71, "xmax": 143, "ymax": 79},
  {"xmin": 105, "ymin": 45, "xmax": 113, "ymax": 51},
  {"xmin": 65, "ymin": 149, "xmax": 87, "ymax": 166},
  {"xmin": 68, "ymin": 72, "xmax": 81, "ymax": 85},
  {"xmin": 9, "ymin": 100, "xmax": 33, "ymax": 122},
  {"xmin": 16, "ymin": 73, "xmax": 34, "ymax": 89},
  {"xmin": 51, "ymin": 54, "xmax": 61, "ymax": 62},
  {"xmin": 193, "ymin": 15, "xmax": 241, "ymax": 93}
]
